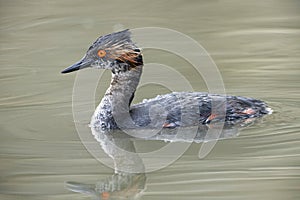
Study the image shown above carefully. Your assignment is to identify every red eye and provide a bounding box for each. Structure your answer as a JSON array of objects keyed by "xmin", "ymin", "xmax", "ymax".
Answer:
[{"xmin": 97, "ymin": 49, "xmax": 106, "ymax": 58}]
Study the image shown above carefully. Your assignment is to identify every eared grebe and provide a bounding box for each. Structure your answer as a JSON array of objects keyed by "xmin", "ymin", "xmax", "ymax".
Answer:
[{"xmin": 62, "ymin": 29, "xmax": 272, "ymax": 131}]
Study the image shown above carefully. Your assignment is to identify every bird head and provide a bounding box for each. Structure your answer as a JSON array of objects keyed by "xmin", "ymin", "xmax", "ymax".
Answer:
[{"xmin": 61, "ymin": 29, "xmax": 142, "ymax": 74}]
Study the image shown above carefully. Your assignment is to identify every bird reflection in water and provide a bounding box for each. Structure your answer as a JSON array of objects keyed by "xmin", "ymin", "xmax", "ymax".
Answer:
[
  {"xmin": 65, "ymin": 122, "xmax": 257, "ymax": 199},
  {"xmin": 66, "ymin": 126, "xmax": 147, "ymax": 200}
]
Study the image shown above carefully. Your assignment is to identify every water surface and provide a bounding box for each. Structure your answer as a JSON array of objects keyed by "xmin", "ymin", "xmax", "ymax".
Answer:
[{"xmin": 1, "ymin": 0, "xmax": 300, "ymax": 199}]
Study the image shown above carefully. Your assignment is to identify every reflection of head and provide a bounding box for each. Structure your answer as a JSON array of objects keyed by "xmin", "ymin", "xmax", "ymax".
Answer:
[{"xmin": 66, "ymin": 173, "xmax": 146, "ymax": 200}]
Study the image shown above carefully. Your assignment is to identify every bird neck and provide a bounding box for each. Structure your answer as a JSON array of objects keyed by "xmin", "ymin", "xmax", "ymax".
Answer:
[
  {"xmin": 106, "ymin": 64, "xmax": 142, "ymax": 109},
  {"xmin": 92, "ymin": 64, "xmax": 143, "ymax": 130}
]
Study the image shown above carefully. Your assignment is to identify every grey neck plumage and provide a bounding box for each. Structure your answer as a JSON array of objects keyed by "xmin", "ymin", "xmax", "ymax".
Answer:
[{"xmin": 91, "ymin": 64, "xmax": 143, "ymax": 131}]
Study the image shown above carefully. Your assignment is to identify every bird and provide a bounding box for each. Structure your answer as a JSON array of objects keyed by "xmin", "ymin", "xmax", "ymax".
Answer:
[{"xmin": 61, "ymin": 29, "xmax": 272, "ymax": 132}]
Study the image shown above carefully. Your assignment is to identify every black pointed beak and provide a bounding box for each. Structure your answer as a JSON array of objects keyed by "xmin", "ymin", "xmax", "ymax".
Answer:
[{"xmin": 61, "ymin": 57, "xmax": 92, "ymax": 74}]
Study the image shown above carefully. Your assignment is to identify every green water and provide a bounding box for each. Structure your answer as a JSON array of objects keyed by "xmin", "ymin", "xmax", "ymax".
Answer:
[{"xmin": 1, "ymin": 0, "xmax": 300, "ymax": 199}]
